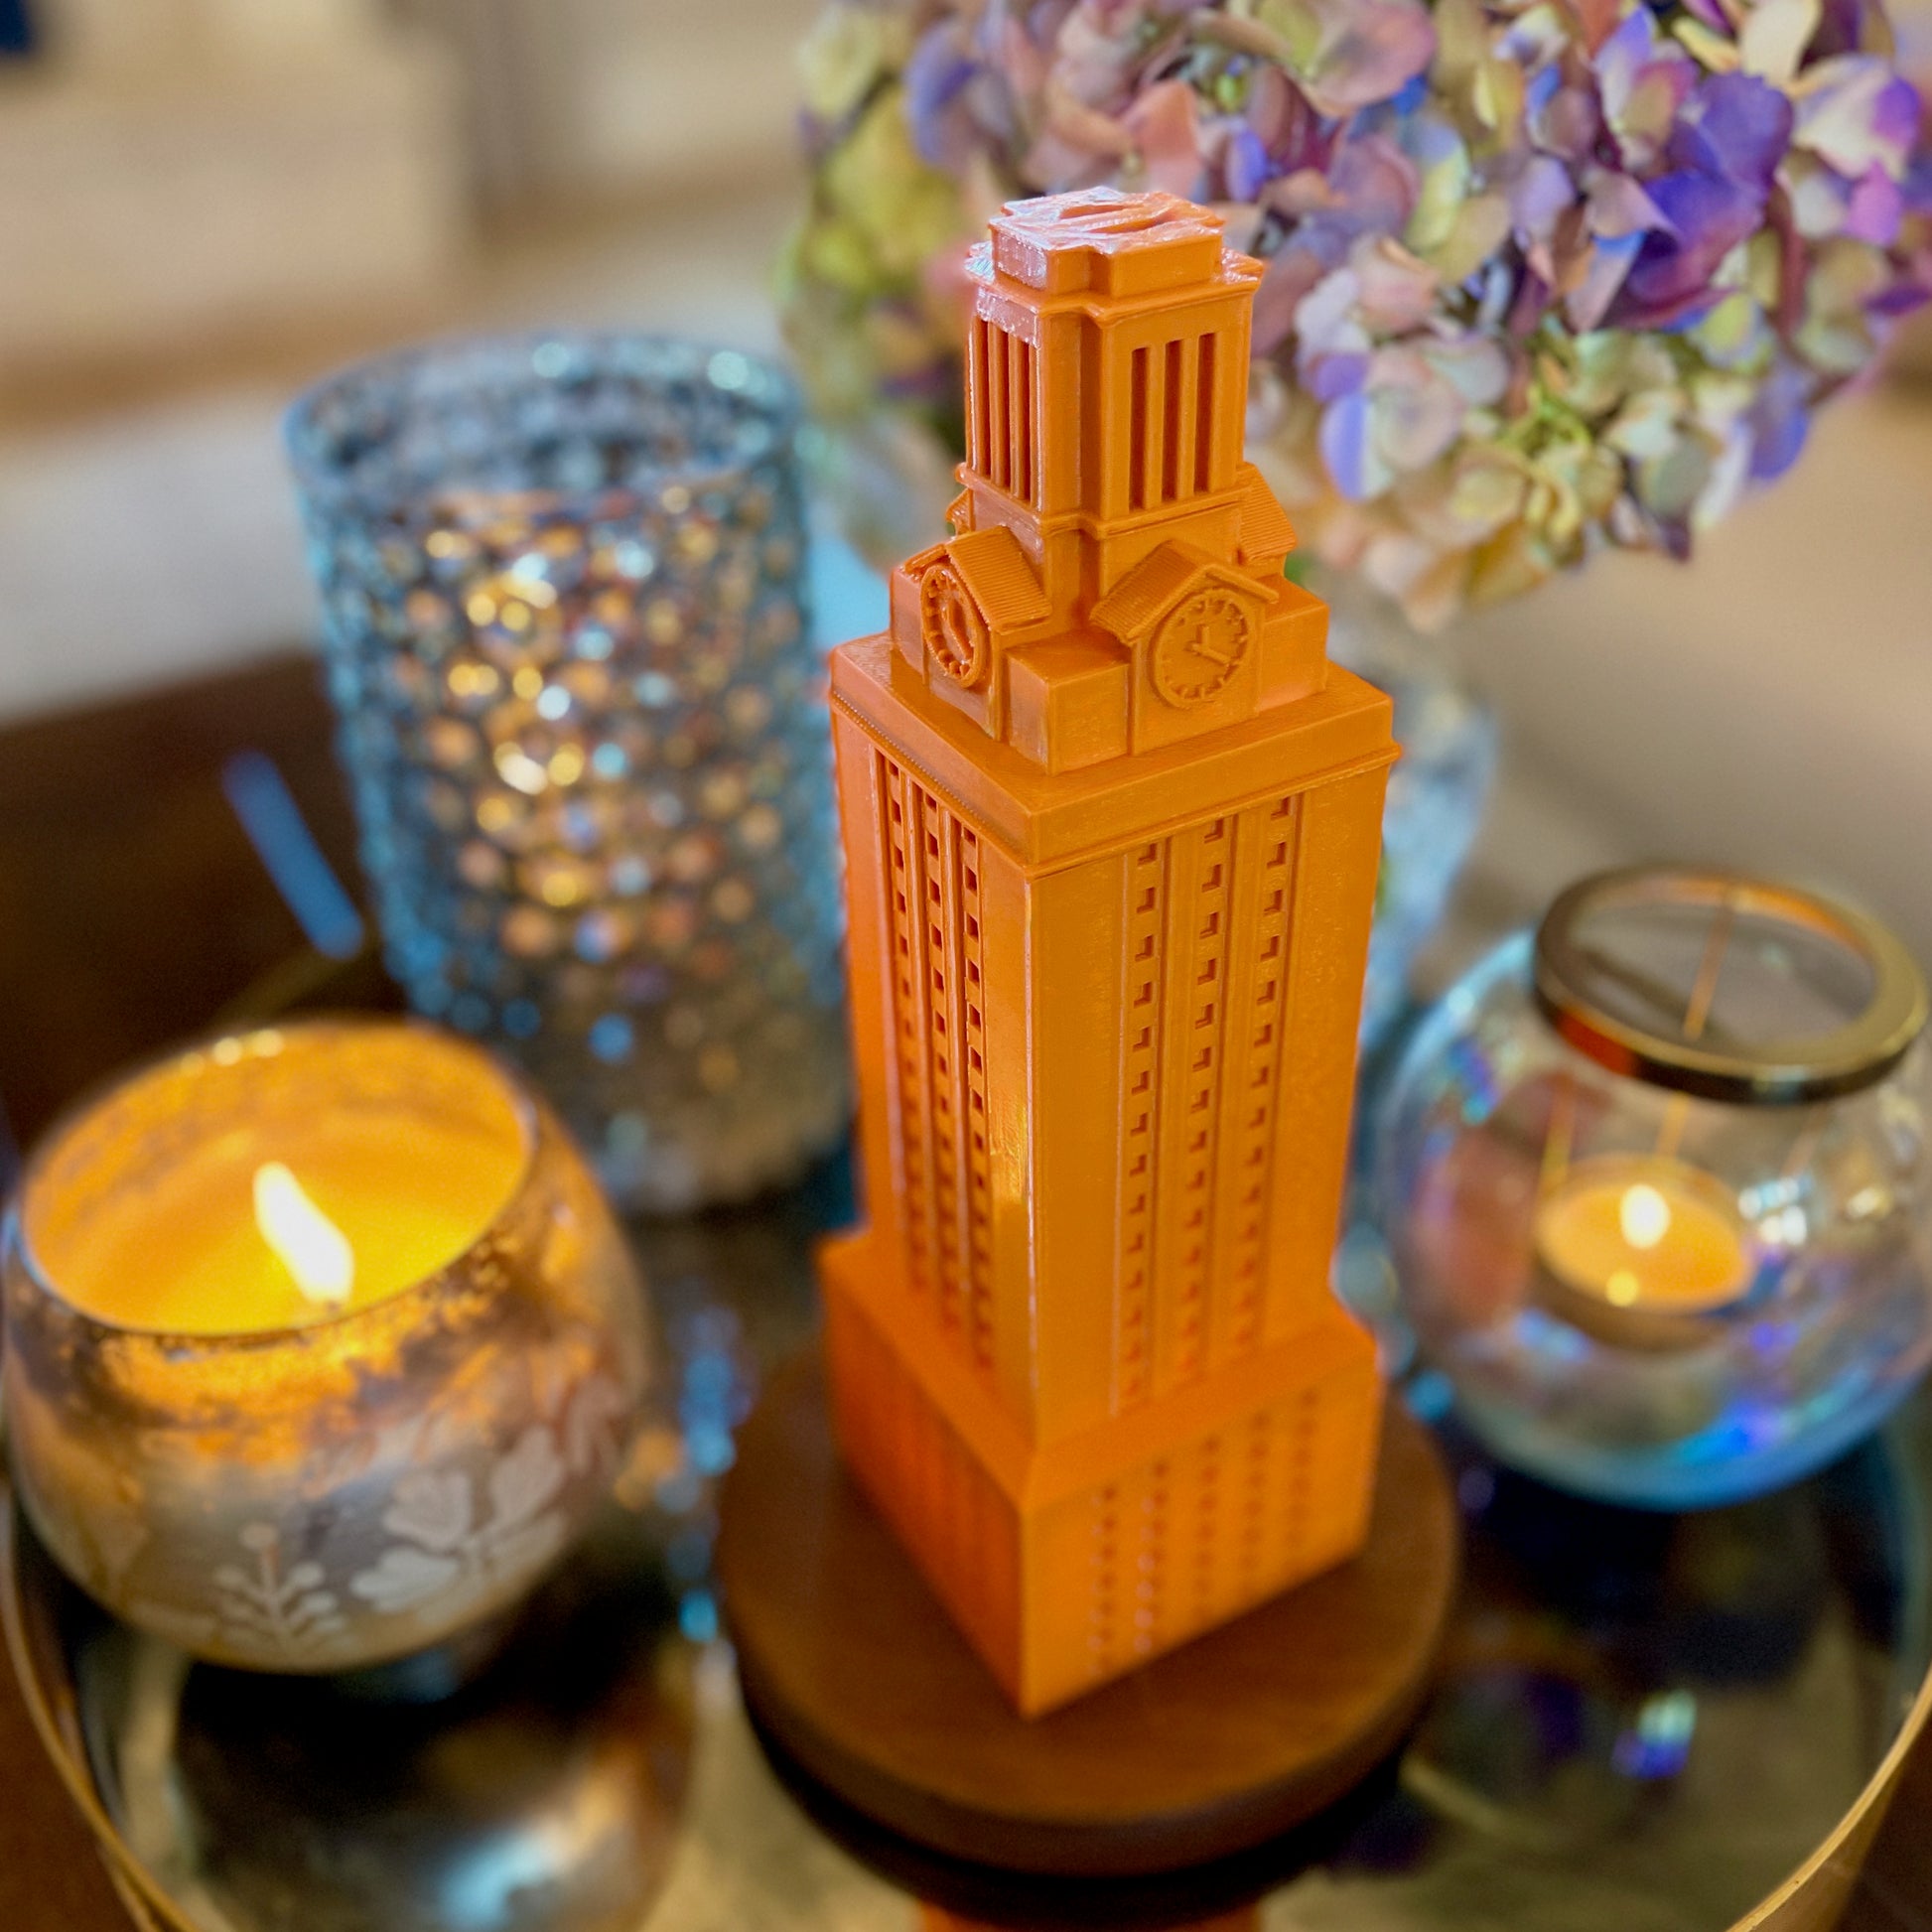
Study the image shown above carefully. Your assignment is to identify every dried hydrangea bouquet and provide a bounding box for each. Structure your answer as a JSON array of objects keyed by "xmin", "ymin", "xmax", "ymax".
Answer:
[
  {"xmin": 780, "ymin": 0, "xmax": 1930, "ymax": 1030},
  {"xmin": 785, "ymin": 0, "xmax": 1930, "ymax": 623}
]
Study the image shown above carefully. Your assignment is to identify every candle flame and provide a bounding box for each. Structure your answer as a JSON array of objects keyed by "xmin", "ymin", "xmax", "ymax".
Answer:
[
  {"xmin": 253, "ymin": 1163, "xmax": 354, "ymax": 1308},
  {"xmin": 1619, "ymin": 1182, "xmax": 1672, "ymax": 1252}
]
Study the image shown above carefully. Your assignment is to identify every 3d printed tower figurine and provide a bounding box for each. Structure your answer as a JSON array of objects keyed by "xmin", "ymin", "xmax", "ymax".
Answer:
[{"xmin": 821, "ymin": 188, "xmax": 1396, "ymax": 1717}]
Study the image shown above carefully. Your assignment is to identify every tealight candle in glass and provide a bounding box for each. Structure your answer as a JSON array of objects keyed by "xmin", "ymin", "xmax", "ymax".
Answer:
[
  {"xmin": 1533, "ymin": 1152, "xmax": 1753, "ymax": 1343},
  {"xmin": 1374, "ymin": 868, "xmax": 1932, "ymax": 1507},
  {"xmin": 1, "ymin": 1019, "xmax": 650, "ymax": 1673}
]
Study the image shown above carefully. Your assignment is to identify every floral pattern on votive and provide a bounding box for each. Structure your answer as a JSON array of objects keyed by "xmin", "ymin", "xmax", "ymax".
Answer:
[
  {"xmin": 3, "ymin": 1039, "xmax": 653, "ymax": 1677},
  {"xmin": 99, "ymin": 1369, "xmax": 633, "ymax": 1670},
  {"xmin": 214, "ymin": 1525, "xmax": 351, "ymax": 1660}
]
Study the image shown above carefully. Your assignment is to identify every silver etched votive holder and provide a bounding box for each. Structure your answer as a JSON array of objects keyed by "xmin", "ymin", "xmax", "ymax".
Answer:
[
  {"xmin": 2, "ymin": 1020, "xmax": 650, "ymax": 1674},
  {"xmin": 285, "ymin": 336, "xmax": 848, "ymax": 1211}
]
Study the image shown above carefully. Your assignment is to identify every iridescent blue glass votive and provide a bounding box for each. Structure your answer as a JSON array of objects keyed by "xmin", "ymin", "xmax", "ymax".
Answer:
[
  {"xmin": 286, "ymin": 336, "xmax": 847, "ymax": 1211},
  {"xmin": 1373, "ymin": 868, "xmax": 1932, "ymax": 1508}
]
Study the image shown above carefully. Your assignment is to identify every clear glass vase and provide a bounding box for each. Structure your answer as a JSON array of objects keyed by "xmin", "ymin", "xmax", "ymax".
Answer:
[
  {"xmin": 1319, "ymin": 577, "xmax": 1498, "ymax": 1051},
  {"xmin": 286, "ymin": 336, "xmax": 849, "ymax": 1212}
]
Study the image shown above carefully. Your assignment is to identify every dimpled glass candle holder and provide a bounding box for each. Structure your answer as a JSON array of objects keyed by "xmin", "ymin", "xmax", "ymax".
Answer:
[
  {"xmin": 1375, "ymin": 868, "xmax": 1932, "ymax": 1508},
  {"xmin": 1, "ymin": 1020, "xmax": 650, "ymax": 1673},
  {"xmin": 286, "ymin": 335, "xmax": 847, "ymax": 1211}
]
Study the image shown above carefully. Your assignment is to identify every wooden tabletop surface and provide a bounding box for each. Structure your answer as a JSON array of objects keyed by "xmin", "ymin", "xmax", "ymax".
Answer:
[{"xmin": 0, "ymin": 655, "xmax": 1927, "ymax": 1931}]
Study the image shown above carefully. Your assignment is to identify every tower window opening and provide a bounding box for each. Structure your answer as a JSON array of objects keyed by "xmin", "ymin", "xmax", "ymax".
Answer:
[
  {"xmin": 1129, "ymin": 346, "xmax": 1150, "ymax": 512},
  {"xmin": 1015, "ymin": 336, "xmax": 1035, "ymax": 505},
  {"xmin": 1195, "ymin": 333, "xmax": 1218, "ymax": 493},
  {"xmin": 972, "ymin": 319, "xmax": 993, "ymax": 479},
  {"xmin": 1163, "ymin": 339, "xmax": 1185, "ymax": 503},
  {"xmin": 988, "ymin": 322, "xmax": 1011, "ymax": 490}
]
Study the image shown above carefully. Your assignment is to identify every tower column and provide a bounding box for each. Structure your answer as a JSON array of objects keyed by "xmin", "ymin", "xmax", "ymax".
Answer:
[{"xmin": 824, "ymin": 188, "xmax": 1394, "ymax": 1716}]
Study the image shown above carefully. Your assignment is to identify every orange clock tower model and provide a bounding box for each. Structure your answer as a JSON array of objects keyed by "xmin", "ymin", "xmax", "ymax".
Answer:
[{"xmin": 821, "ymin": 188, "xmax": 1396, "ymax": 1718}]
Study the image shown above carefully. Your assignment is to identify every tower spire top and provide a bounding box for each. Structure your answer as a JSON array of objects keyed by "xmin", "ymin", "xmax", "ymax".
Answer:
[
  {"xmin": 889, "ymin": 190, "xmax": 1326, "ymax": 774},
  {"xmin": 982, "ymin": 188, "xmax": 1246, "ymax": 297}
]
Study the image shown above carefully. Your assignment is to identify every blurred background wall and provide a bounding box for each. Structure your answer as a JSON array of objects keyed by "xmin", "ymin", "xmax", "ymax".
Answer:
[
  {"xmin": 397, "ymin": 0, "xmax": 820, "ymax": 209},
  {"xmin": 1, "ymin": 0, "xmax": 1930, "ymax": 953},
  {"xmin": 0, "ymin": 0, "xmax": 819, "ymax": 719}
]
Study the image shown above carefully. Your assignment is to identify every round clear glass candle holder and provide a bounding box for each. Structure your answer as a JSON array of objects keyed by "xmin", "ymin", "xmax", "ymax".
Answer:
[
  {"xmin": 285, "ymin": 334, "xmax": 848, "ymax": 1212},
  {"xmin": 1, "ymin": 1020, "xmax": 651, "ymax": 1674},
  {"xmin": 1371, "ymin": 869, "xmax": 1932, "ymax": 1508}
]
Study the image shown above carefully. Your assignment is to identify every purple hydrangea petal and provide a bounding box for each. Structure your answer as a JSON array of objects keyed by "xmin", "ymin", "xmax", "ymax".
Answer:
[
  {"xmin": 1251, "ymin": 241, "xmax": 1333, "ymax": 355},
  {"xmin": 1568, "ymin": 230, "xmax": 1647, "ymax": 331},
  {"xmin": 1293, "ymin": 0, "xmax": 1437, "ymax": 118},
  {"xmin": 1845, "ymin": 164, "xmax": 1905, "ymax": 243},
  {"xmin": 1747, "ymin": 364, "xmax": 1812, "ymax": 482},
  {"xmin": 1597, "ymin": 8, "xmax": 1697, "ymax": 168},
  {"xmin": 1612, "ymin": 171, "xmax": 1763, "ymax": 329},
  {"xmin": 1309, "ymin": 351, "xmax": 1372, "ymax": 401},
  {"xmin": 1676, "ymin": 73, "xmax": 1795, "ymax": 197},
  {"xmin": 904, "ymin": 24, "xmax": 986, "ymax": 170},
  {"xmin": 1906, "ymin": 155, "xmax": 1932, "ymax": 216},
  {"xmin": 1512, "ymin": 153, "xmax": 1576, "ymax": 242},
  {"xmin": 1327, "ymin": 130, "xmax": 1421, "ymax": 234},
  {"xmin": 1245, "ymin": 63, "xmax": 1295, "ymax": 151},
  {"xmin": 1587, "ymin": 169, "xmax": 1672, "ymax": 239},
  {"xmin": 1539, "ymin": 88, "xmax": 1602, "ymax": 163},
  {"xmin": 1874, "ymin": 71, "xmax": 1924, "ymax": 153},
  {"xmin": 1595, "ymin": 8, "xmax": 1655, "ymax": 95},
  {"xmin": 1225, "ymin": 124, "xmax": 1276, "ymax": 204},
  {"xmin": 1796, "ymin": 59, "xmax": 1922, "ymax": 179},
  {"xmin": 1870, "ymin": 281, "xmax": 1932, "ymax": 318},
  {"xmin": 1320, "ymin": 387, "xmax": 1380, "ymax": 500},
  {"xmin": 1367, "ymin": 360, "xmax": 1465, "ymax": 472}
]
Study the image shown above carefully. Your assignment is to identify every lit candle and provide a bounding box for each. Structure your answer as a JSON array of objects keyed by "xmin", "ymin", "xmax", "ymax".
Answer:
[
  {"xmin": 29, "ymin": 1031, "xmax": 527, "ymax": 1335},
  {"xmin": 3, "ymin": 1019, "xmax": 650, "ymax": 1673},
  {"xmin": 1533, "ymin": 1154, "xmax": 1754, "ymax": 1347}
]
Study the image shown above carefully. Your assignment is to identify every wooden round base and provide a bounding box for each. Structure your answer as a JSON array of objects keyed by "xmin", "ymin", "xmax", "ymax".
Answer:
[{"xmin": 717, "ymin": 1348, "xmax": 1458, "ymax": 1878}]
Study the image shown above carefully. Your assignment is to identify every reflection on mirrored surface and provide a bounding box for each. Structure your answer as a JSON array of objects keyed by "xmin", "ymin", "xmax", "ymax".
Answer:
[
  {"xmin": 64, "ymin": 1509, "xmax": 696, "ymax": 1932},
  {"xmin": 7, "ymin": 1159, "xmax": 1928, "ymax": 1932},
  {"xmin": 1290, "ymin": 1413, "xmax": 1926, "ymax": 1932}
]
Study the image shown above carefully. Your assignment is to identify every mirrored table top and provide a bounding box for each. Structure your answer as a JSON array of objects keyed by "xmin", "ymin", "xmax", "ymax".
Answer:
[{"xmin": 7, "ymin": 1154, "xmax": 1931, "ymax": 1932}]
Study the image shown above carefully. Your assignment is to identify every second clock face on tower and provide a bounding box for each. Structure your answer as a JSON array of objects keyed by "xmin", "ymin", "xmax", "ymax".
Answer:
[
  {"xmin": 919, "ymin": 562, "xmax": 991, "ymax": 688},
  {"xmin": 1152, "ymin": 589, "xmax": 1254, "ymax": 708}
]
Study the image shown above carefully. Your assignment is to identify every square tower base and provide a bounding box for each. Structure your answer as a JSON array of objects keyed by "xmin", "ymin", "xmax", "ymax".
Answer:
[{"xmin": 822, "ymin": 1232, "xmax": 1382, "ymax": 1717}]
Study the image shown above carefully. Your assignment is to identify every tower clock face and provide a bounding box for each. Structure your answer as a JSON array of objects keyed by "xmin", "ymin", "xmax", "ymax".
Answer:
[
  {"xmin": 1152, "ymin": 589, "xmax": 1253, "ymax": 708},
  {"xmin": 918, "ymin": 562, "xmax": 991, "ymax": 688}
]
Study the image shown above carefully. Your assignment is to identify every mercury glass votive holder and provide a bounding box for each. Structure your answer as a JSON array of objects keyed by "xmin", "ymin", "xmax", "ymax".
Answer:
[
  {"xmin": 1, "ymin": 1020, "xmax": 651, "ymax": 1674},
  {"xmin": 285, "ymin": 335, "xmax": 848, "ymax": 1212},
  {"xmin": 1372, "ymin": 868, "xmax": 1932, "ymax": 1508}
]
